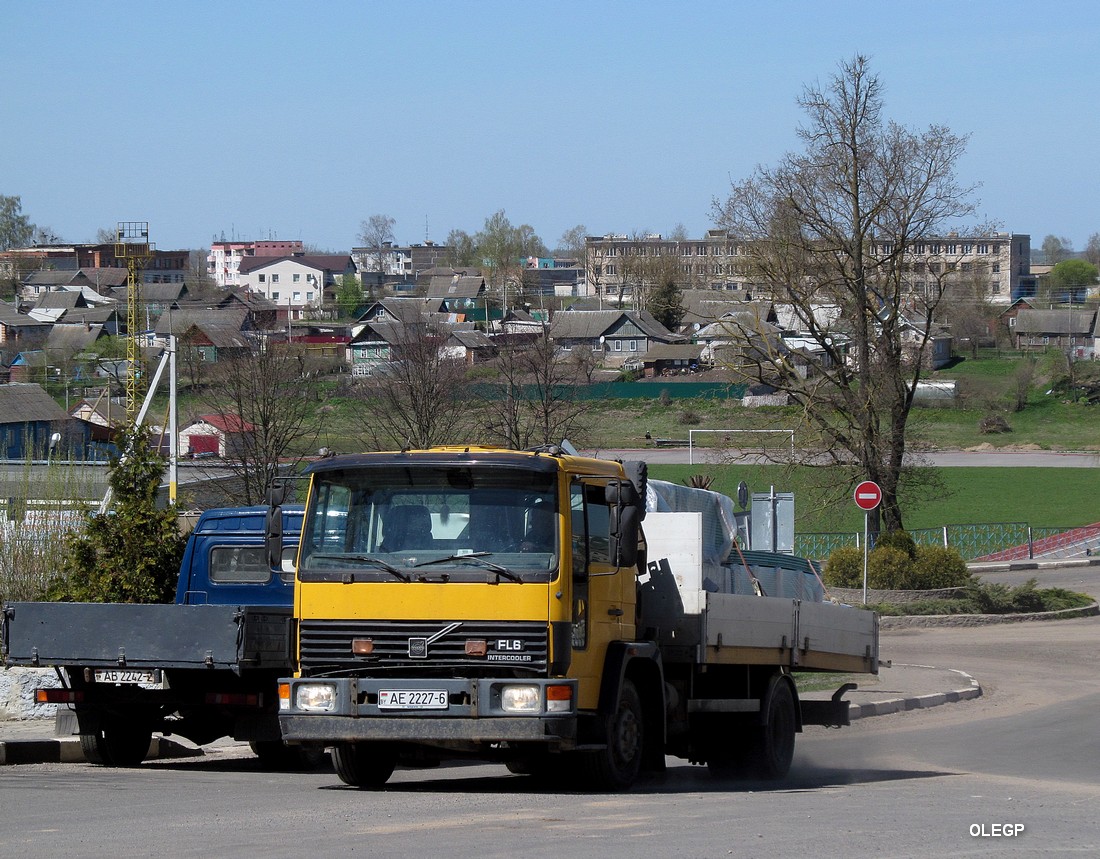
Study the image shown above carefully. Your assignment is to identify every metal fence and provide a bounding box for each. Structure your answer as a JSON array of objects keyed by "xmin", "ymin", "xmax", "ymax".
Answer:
[{"xmin": 794, "ymin": 522, "xmax": 1100, "ymax": 563}]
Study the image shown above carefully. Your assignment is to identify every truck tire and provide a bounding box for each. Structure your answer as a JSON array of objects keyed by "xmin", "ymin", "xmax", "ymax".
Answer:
[
  {"xmin": 581, "ymin": 679, "xmax": 644, "ymax": 791},
  {"xmin": 332, "ymin": 741, "xmax": 397, "ymax": 788},
  {"xmin": 82, "ymin": 720, "xmax": 153, "ymax": 767},
  {"xmin": 747, "ymin": 678, "xmax": 796, "ymax": 780}
]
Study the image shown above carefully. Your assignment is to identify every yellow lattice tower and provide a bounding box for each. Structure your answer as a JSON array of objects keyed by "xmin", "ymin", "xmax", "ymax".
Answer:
[{"xmin": 114, "ymin": 222, "xmax": 155, "ymax": 422}]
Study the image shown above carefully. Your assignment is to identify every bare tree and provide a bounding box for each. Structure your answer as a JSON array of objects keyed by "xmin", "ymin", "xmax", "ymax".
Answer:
[
  {"xmin": 711, "ymin": 55, "xmax": 976, "ymax": 531},
  {"xmin": 199, "ymin": 344, "xmax": 327, "ymax": 505},
  {"xmin": 354, "ymin": 323, "xmax": 471, "ymax": 450},
  {"xmin": 1084, "ymin": 232, "xmax": 1100, "ymax": 268},
  {"xmin": 358, "ymin": 214, "xmax": 396, "ymax": 296},
  {"xmin": 939, "ymin": 263, "xmax": 995, "ymax": 359},
  {"xmin": 556, "ymin": 224, "xmax": 588, "ymax": 261},
  {"xmin": 480, "ymin": 333, "xmax": 590, "ymax": 449}
]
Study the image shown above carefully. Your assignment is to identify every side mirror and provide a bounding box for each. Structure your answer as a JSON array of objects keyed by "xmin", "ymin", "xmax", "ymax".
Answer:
[
  {"xmin": 265, "ymin": 483, "xmax": 288, "ymax": 571},
  {"xmin": 606, "ymin": 479, "xmax": 641, "ymax": 569}
]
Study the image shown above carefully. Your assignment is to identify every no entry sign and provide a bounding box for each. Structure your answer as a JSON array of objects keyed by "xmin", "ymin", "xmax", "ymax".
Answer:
[{"xmin": 853, "ymin": 480, "xmax": 882, "ymax": 511}]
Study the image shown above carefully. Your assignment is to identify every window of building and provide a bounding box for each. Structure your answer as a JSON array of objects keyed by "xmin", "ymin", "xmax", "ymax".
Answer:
[
  {"xmin": 992, "ymin": 282, "xmax": 1001, "ymax": 295},
  {"xmin": 272, "ymin": 291, "xmax": 280, "ymax": 300},
  {"xmin": 259, "ymin": 274, "xmax": 266, "ymax": 283},
  {"xmin": 929, "ymin": 263, "xmax": 942, "ymax": 273},
  {"xmin": 947, "ymin": 244, "xmax": 957, "ymax": 255},
  {"xmin": 914, "ymin": 243, "xmax": 925, "ymax": 254},
  {"xmin": 961, "ymin": 262, "xmax": 972, "ymax": 272},
  {"xmin": 613, "ymin": 340, "xmax": 622, "ymax": 352},
  {"xmin": 962, "ymin": 244, "xmax": 973, "ymax": 254},
  {"xmin": 293, "ymin": 273, "xmax": 301, "ymax": 282},
  {"xmin": 931, "ymin": 244, "xmax": 941, "ymax": 254},
  {"xmin": 307, "ymin": 291, "xmax": 314, "ymax": 301},
  {"xmin": 271, "ymin": 274, "xmax": 279, "ymax": 283},
  {"xmin": 978, "ymin": 243, "xmax": 989, "ymax": 254},
  {"xmin": 628, "ymin": 339, "xmax": 637, "ymax": 352},
  {"xmin": 293, "ymin": 291, "xmax": 302, "ymax": 302}
]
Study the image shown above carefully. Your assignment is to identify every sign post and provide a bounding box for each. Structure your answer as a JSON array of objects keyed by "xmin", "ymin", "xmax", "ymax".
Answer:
[{"xmin": 853, "ymin": 481, "xmax": 883, "ymax": 605}]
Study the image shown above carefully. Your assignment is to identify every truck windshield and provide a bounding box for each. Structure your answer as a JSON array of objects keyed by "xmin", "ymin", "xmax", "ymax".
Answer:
[{"xmin": 298, "ymin": 465, "xmax": 559, "ymax": 583}]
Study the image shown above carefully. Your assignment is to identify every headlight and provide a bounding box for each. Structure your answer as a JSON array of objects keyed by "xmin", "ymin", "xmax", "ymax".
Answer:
[
  {"xmin": 501, "ymin": 684, "xmax": 540, "ymax": 713},
  {"xmin": 295, "ymin": 683, "xmax": 337, "ymax": 712}
]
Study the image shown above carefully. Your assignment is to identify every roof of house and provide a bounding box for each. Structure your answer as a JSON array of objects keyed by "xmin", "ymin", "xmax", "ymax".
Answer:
[
  {"xmin": 448, "ymin": 329, "xmax": 494, "ymax": 349},
  {"xmin": 642, "ymin": 344, "xmax": 705, "ymax": 362},
  {"xmin": 33, "ymin": 291, "xmax": 87, "ymax": 311},
  {"xmin": 427, "ymin": 274, "xmax": 487, "ymax": 300},
  {"xmin": 44, "ymin": 323, "xmax": 105, "ymax": 355},
  {"xmin": 1014, "ymin": 308, "xmax": 1097, "ymax": 335},
  {"xmin": 154, "ymin": 307, "xmax": 251, "ymax": 346},
  {"xmin": 143, "ymin": 283, "xmax": 190, "ymax": 303},
  {"xmin": 356, "ymin": 298, "xmax": 443, "ymax": 324},
  {"xmin": 0, "ymin": 304, "xmax": 51, "ymax": 330},
  {"xmin": 0, "ymin": 383, "xmax": 70, "ymax": 424},
  {"xmin": 187, "ymin": 413, "xmax": 256, "ymax": 433},
  {"xmin": 548, "ymin": 309, "xmax": 682, "ymax": 343},
  {"xmin": 24, "ymin": 271, "xmax": 81, "ymax": 286},
  {"xmin": 237, "ymin": 254, "xmax": 354, "ymax": 275}
]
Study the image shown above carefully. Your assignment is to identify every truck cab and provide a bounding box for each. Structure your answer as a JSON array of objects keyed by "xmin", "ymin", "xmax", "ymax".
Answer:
[{"xmin": 175, "ymin": 506, "xmax": 303, "ymax": 606}]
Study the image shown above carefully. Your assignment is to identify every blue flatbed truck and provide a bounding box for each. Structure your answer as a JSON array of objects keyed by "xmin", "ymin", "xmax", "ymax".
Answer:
[{"xmin": 1, "ymin": 506, "xmax": 311, "ymax": 767}]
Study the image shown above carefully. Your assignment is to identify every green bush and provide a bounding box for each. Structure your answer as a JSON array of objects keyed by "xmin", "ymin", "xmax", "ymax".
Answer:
[
  {"xmin": 911, "ymin": 545, "xmax": 971, "ymax": 588},
  {"xmin": 867, "ymin": 546, "xmax": 913, "ymax": 589},
  {"xmin": 874, "ymin": 529, "xmax": 917, "ymax": 559},
  {"xmin": 823, "ymin": 546, "xmax": 863, "ymax": 588}
]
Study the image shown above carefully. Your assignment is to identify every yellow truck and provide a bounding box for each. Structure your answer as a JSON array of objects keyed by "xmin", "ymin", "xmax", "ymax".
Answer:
[{"xmin": 275, "ymin": 446, "xmax": 878, "ymax": 790}]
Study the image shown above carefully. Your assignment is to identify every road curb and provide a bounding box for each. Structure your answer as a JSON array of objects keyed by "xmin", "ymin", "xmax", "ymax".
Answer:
[
  {"xmin": 0, "ymin": 735, "xmax": 203, "ymax": 766},
  {"xmin": 847, "ymin": 666, "xmax": 981, "ymax": 721}
]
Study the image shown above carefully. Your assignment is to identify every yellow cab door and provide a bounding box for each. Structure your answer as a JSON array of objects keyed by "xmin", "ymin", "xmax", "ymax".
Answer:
[{"xmin": 565, "ymin": 478, "xmax": 637, "ymax": 711}]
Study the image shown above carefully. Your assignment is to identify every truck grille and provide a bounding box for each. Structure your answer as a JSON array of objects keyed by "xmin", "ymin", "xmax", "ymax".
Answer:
[{"xmin": 298, "ymin": 619, "xmax": 548, "ymax": 676}]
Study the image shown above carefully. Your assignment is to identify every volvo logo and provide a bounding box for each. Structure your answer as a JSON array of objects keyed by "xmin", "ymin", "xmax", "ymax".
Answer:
[{"xmin": 408, "ymin": 621, "xmax": 463, "ymax": 658}]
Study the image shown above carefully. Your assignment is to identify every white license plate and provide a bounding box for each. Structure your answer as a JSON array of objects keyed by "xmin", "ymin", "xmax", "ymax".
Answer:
[
  {"xmin": 93, "ymin": 669, "xmax": 158, "ymax": 685},
  {"xmin": 377, "ymin": 689, "xmax": 448, "ymax": 710}
]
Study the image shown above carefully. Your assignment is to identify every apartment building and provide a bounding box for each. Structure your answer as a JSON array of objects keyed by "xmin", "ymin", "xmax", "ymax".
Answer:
[
  {"xmin": 207, "ymin": 239, "xmax": 305, "ymax": 288},
  {"xmin": 585, "ymin": 230, "xmax": 1033, "ymax": 307},
  {"xmin": 351, "ymin": 241, "xmax": 450, "ymax": 287},
  {"xmin": 237, "ymin": 254, "xmax": 355, "ymax": 321}
]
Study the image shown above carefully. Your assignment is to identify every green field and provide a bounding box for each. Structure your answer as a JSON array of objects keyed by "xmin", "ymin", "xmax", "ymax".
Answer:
[{"xmin": 645, "ymin": 464, "xmax": 1100, "ymax": 536}]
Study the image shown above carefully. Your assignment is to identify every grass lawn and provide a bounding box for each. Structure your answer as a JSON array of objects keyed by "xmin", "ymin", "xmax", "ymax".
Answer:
[{"xmin": 645, "ymin": 463, "xmax": 1100, "ymax": 535}]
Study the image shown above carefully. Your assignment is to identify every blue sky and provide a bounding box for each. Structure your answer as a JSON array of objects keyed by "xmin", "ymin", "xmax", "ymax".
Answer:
[{"xmin": 3, "ymin": 0, "xmax": 1098, "ymax": 254}]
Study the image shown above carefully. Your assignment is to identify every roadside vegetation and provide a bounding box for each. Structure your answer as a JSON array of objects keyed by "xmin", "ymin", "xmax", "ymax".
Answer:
[{"xmin": 869, "ymin": 580, "xmax": 1093, "ymax": 617}]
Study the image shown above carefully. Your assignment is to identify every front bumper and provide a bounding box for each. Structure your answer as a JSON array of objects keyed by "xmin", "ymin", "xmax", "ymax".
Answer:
[{"xmin": 279, "ymin": 676, "xmax": 577, "ymax": 745}]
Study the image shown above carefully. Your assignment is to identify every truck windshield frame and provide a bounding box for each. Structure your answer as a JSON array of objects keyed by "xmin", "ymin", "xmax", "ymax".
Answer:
[{"xmin": 297, "ymin": 465, "xmax": 560, "ymax": 584}]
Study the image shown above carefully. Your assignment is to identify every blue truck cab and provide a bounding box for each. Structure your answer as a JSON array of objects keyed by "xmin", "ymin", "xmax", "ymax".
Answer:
[{"xmin": 175, "ymin": 506, "xmax": 304, "ymax": 607}]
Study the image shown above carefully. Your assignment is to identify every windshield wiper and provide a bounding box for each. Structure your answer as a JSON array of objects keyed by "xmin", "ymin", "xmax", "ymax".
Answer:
[
  {"xmin": 309, "ymin": 553, "xmax": 411, "ymax": 583},
  {"xmin": 413, "ymin": 552, "xmax": 524, "ymax": 584}
]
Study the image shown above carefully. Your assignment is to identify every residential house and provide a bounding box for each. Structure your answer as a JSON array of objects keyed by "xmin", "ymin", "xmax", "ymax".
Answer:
[
  {"xmin": 152, "ymin": 308, "xmax": 253, "ymax": 363},
  {"xmin": 238, "ymin": 254, "xmax": 355, "ymax": 321},
  {"xmin": 0, "ymin": 305, "xmax": 51, "ymax": 370},
  {"xmin": 997, "ymin": 297, "xmax": 1038, "ymax": 341},
  {"xmin": 548, "ymin": 310, "xmax": 684, "ymax": 365},
  {"xmin": 443, "ymin": 329, "xmax": 495, "ymax": 365},
  {"xmin": 499, "ymin": 308, "xmax": 546, "ymax": 335},
  {"xmin": 427, "ymin": 272, "xmax": 488, "ymax": 315},
  {"xmin": 0, "ymin": 383, "xmax": 83, "ymax": 459},
  {"xmin": 21, "ymin": 268, "xmax": 129, "ymax": 302},
  {"xmin": 216, "ymin": 288, "xmax": 280, "ymax": 331},
  {"xmin": 1013, "ymin": 308, "xmax": 1097, "ymax": 358},
  {"xmin": 179, "ymin": 413, "xmax": 255, "ymax": 458},
  {"xmin": 640, "ymin": 344, "xmax": 706, "ymax": 377}
]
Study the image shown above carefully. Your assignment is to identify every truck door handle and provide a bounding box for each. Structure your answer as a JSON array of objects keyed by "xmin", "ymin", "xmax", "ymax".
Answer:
[{"xmin": 607, "ymin": 607, "xmax": 624, "ymax": 617}]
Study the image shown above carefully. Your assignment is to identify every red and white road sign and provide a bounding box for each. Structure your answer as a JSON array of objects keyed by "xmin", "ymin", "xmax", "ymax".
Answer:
[{"xmin": 853, "ymin": 480, "xmax": 882, "ymax": 511}]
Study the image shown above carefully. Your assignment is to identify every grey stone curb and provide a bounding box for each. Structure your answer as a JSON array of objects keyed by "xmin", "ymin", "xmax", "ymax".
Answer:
[
  {"xmin": 847, "ymin": 665, "xmax": 982, "ymax": 721},
  {"xmin": 879, "ymin": 601, "xmax": 1099, "ymax": 629},
  {"xmin": 0, "ymin": 734, "xmax": 202, "ymax": 766}
]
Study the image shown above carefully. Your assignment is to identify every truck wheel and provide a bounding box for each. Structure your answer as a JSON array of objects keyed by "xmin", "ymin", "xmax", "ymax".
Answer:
[
  {"xmin": 82, "ymin": 720, "xmax": 152, "ymax": 767},
  {"xmin": 747, "ymin": 679, "xmax": 796, "ymax": 780},
  {"xmin": 332, "ymin": 742, "xmax": 397, "ymax": 788},
  {"xmin": 581, "ymin": 679, "xmax": 643, "ymax": 791}
]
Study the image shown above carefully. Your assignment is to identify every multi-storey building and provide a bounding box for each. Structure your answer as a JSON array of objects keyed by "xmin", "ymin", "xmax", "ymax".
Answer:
[
  {"xmin": 1, "ymin": 243, "xmax": 189, "ymax": 285},
  {"xmin": 585, "ymin": 230, "xmax": 1034, "ymax": 307},
  {"xmin": 237, "ymin": 254, "xmax": 355, "ymax": 321},
  {"xmin": 207, "ymin": 239, "xmax": 305, "ymax": 289},
  {"xmin": 351, "ymin": 241, "xmax": 450, "ymax": 287}
]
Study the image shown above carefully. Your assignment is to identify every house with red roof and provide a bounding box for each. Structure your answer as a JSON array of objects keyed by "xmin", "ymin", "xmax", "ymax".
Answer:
[{"xmin": 178, "ymin": 413, "xmax": 256, "ymax": 458}]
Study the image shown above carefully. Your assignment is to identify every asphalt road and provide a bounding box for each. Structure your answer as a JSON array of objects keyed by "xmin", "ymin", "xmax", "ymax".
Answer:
[{"xmin": 2, "ymin": 604, "xmax": 1097, "ymax": 858}]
